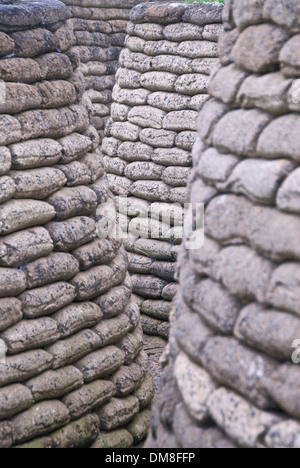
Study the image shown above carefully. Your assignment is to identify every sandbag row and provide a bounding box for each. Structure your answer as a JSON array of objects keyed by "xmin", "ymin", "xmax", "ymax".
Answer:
[
  {"xmin": 147, "ymin": 0, "xmax": 300, "ymax": 449},
  {"xmin": 62, "ymin": 0, "xmax": 164, "ymax": 143},
  {"xmin": 102, "ymin": 2, "xmax": 223, "ymax": 343},
  {"xmin": 0, "ymin": 0, "xmax": 153, "ymax": 449}
]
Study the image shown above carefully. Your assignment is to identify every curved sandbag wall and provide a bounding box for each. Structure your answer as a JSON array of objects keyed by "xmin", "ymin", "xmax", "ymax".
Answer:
[
  {"xmin": 62, "ymin": 0, "xmax": 167, "ymax": 144},
  {"xmin": 102, "ymin": 2, "xmax": 224, "ymax": 345},
  {"xmin": 0, "ymin": 0, "xmax": 153, "ymax": 449},
  {"xmin": 147, "ymin": 0, "xmax": 300, "ymax": 449}
]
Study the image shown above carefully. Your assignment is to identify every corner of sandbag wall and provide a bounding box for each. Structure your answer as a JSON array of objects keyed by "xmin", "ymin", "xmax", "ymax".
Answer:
[
  {"xmin": 101, "ymin": 1, "xmax": 224, "ymax": 349},
  {"xmin": 0, "ymin": 0, "xmax": 154, "ymax": 449},
  {"xmin": 147, "ymin": 0, "xmax": 300, "ymax": 449},
  {"xmin": 63, "ymin": 0, "xmax": 169, "ymax": 144}
]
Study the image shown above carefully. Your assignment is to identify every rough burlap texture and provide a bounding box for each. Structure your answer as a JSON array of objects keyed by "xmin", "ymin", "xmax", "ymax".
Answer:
[
  {"xmin": 62, "ymin": 0, "xmax": 169, "ymax": 144},
  {"xmin": 102, "ymin": 2, "xmax": 223, "ymax": 344},
  {"xmin": 147, "ymin": 0, "xmax": 300, "ymax": 449},
  {"xmin": 0, "ymin": 0, "xmax": 153, "ymax": 449}
]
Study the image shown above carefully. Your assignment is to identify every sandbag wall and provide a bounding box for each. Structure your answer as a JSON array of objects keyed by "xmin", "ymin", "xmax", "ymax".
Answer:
[
  {"xmin": 62, "ymin": 0, "xmax": 161, "ymax": 144},
  {"xmin": 147, "ymin": 0, "xmax": 300, "ymax": 449},
  {"xmin": 0, "ymin": 0, "xmax": 153, "ymax": 449},
  {"xmin": 102, "ymin": 2, "xmax": 223, "ymax": 343}
]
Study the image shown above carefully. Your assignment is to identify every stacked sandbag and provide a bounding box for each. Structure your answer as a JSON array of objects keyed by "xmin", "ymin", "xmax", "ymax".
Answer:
[
  {"xmin": 102, "ymin": 2, "xmax": 224, "ymax": 344},
  {"xmin": 147, "ymin": 0, "xmax": 300, "ymax": 449},
  {"xmin": 0, "ymin": 0, "xmax": 153, "ymax": 449},
  {"xmin": 62, "ymin": 0, "xmax": 163, "ymax": 144}
]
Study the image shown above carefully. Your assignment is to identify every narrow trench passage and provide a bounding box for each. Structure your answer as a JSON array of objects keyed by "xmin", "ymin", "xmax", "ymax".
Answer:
[
  {"xmin": 1, "ymin": 0, "xmax": 299, "ymax": 451},
  {"xmin": 143, "ymin": 336, "xmax": 166, "ymax": 393}
]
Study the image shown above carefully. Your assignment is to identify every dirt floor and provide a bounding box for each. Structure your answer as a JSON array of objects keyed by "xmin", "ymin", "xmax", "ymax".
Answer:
[{"xmin": 143, "ymin": 335, "xmax": 167, "ymax": 393}]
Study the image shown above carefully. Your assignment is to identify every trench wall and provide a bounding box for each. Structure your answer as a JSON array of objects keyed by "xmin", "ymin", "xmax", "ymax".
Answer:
[
  {"xmin": 147, "ymin": 0, "xmax": 300, "ymax": 449},
  {"xmin": 62, "ymin": 0, "xmax": 169, "ymax": 144},
  {"xmin": 0, "ymin": 0, "xmax": 153, "ymax": 449},
  {"xmin": 102, "ymin": 2, "xmax": 223, "ymax": 344}
]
